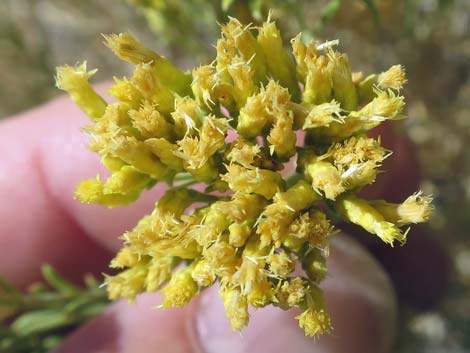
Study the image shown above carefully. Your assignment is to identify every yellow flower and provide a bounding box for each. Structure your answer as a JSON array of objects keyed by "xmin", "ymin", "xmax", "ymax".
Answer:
[
  {"xmin": 336, "ymin": 194, "xmax": 407, "ymax": 246},
  {"xmin": 161, "ymin": 264, "xmax": 198, "ymax": 308},
  {"xmin": 221, "ymin": 164, "xmax": 283, "ymax": 199},
  {"xmin": 295, "ymin": 285, "xmax": 331, "ymax": 337},
  {"xmin": 58, "ymin": 15, "xmax": 432, "ymax": 337},
  {"xmin": 220, "ymin": 288, "xmax": 249, "ymax": 330},
  {"xmin": 55, "ymin": 62, "xmax": 106, "ymax": 121},
  {"xmin": 276, "ymin": 277, "xmax": 307, "ymax": 309},
  {"xmin": 370, "ymin": 192, "xmax": 433, "ymax": 226},
  {"xmin": 378, "ymin": 65, "xmax": 408, "ymax": 91}
]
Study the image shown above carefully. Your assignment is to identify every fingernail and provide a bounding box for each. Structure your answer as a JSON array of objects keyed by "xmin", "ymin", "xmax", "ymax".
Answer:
[
  {"xmin": 321, "ymin": 236, "xmax": 397, "ymax": 353},
  {"xmin": 194, "ymin": 235, "xmax": 396, "ymax": 353},
  {"xmin": 195, "ymin": 286, "xmax": 315, "ymax": 353}
]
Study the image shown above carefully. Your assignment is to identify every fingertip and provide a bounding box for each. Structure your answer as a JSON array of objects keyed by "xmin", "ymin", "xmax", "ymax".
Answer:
[
  {"xmin": 53, "ymin": 293, "xmax": 196, "ymax": 353},
  {"xmin": 322, "ymin": 236, "xmax": 397, "ymax": 353},
  {"xmin": 0, "ymin": 92, "xmax": 168, "ymax": 286},
  {"xmin": 35, "ymin": 97, "xmax": 170, "ymax": 251},
  {"xmin": 373, "ymin": 225, "xmax": 450, "ymax": 309},
  {"xmin": 345, "ymin": 224, "xmax": 450, "ymax": 310},
  {"xmin": 0, "ymin": 101, "xmax": 112, "ymax": 286},
  {"xmin": 193, "ymin": 236, "xmax": 397, "ymax": 353}
]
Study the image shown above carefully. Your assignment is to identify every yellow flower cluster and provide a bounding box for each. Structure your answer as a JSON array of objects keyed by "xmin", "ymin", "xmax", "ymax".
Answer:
[{"xmin": 56, "ymin": 17, "xmax": 432, "ymax": 336}]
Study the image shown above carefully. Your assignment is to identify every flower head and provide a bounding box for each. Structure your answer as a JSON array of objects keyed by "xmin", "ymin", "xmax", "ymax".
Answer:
[{"xmin": 57, "ymin": 16, "xmax": 432, "ymax": 337}]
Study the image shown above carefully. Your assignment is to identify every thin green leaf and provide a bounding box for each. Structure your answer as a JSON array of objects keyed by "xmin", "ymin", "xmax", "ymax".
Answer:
[
  {"xmin": 0, "ymin": 264, "xmax": 110, "ymax": 353},
  {"xmin": 362, "ymin": 0, "xmax": 380, "ymax": 24},
  {"xmin": 63, "ymin": 294, "xmax": 105, "ymax": 314},
  {"xmin": 0, "ymin": 277, "xmax": 21, "ymax": 297},
  {"xmin": 42, "ymin": 335, "xmax": 63, "ymax": 350},
  {"xmin": 11, "ymin": 310, "xmax": 71, "ymax": 337},
  {"xmin": 78, "ymin": 301, "xmax": 109, "ymax": 318},
  {"xmin": 41, "ymin": 265, "xmax": 79, "ymax": 295}
]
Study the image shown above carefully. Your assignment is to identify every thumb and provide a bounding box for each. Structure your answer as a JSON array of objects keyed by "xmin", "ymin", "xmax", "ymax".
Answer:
[{"xmin": 194, "ymin": 235, "xmax": 397, "ymax": 353}]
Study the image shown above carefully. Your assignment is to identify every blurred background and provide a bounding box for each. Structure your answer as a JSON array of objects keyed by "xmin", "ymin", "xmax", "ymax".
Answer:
[{"xmin": 1, "ymin": 0, "xmax": 469, "ymax": 351}]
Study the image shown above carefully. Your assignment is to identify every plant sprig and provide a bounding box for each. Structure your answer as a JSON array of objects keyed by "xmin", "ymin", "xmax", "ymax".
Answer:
[{"xmin": 0, "ymin": 265, "xmax": 108, "ymax": 353}]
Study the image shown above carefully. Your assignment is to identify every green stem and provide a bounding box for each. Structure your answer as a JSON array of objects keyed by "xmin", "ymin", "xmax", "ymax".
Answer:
[
  {"xmin": 173, "ymin": 173, "xmax": 196, "ymax": 181},
  {"xmin": 170, "ymin": 180, "xmax": 198, "ymax": 191},
  {"xmin": 285, "ymin": 173, "xmax": 303, "ymax": 188},
  {"xmin": 8, "ymin": 287, "xmax": 107, "ymax": 313}
]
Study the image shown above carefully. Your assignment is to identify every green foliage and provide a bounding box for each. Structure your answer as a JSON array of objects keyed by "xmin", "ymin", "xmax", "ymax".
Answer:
[{"xmin": 0, "ymin": 266, "xmax": 108, "ymax": 353}]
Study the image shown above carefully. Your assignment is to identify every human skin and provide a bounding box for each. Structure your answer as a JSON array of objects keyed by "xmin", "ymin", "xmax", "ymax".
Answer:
[{"xmin": 0, "ymin": 89, "xmax": 434, "ymax": 353}]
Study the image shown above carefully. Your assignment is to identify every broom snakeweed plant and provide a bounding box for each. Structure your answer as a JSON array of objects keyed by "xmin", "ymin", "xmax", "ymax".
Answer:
[{"xmin": 56, "ymin": 16, "xmax": 432, "ymax": 337}]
